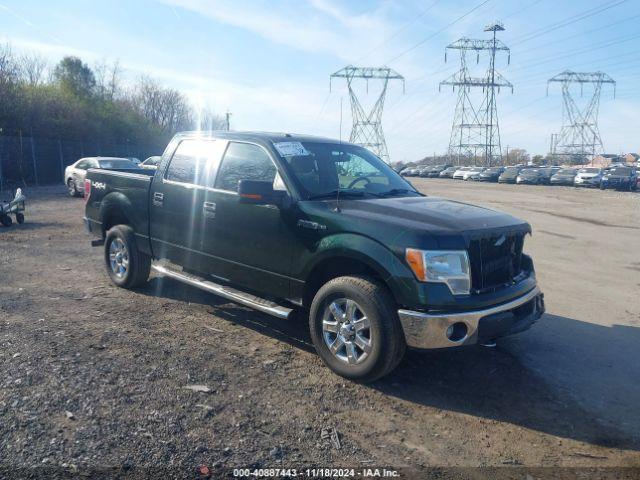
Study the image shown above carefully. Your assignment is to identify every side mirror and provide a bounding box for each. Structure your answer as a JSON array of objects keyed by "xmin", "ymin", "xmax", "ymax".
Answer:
[{"xmin": 238, "ymin": 180, "xmax": 287, "ymax": 207}]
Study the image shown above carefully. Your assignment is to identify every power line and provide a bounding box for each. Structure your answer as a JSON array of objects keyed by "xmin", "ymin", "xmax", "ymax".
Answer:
[
  {"xmin": 384, "ymin": 0, "xmax": 493, "ymax": 65},
  {"xmin": 355, "ymin": 0, "xmax": 442, "ymax": 64},
  {"xmin": 515, "ymin": 12, "xmax": 640, "ymax": 57},
  {"xmin": 511, "ymin": 0, "xmax": 628, "ymax": 46},
  {"xmin": 510, "ymin": 31, "xmax": 640, "ymax": 73}
]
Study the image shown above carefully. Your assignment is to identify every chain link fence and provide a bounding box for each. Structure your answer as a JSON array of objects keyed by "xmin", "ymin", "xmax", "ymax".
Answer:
[{"xmin": 0, "ymin": 135, "xmax": 163, "ymax": 191}]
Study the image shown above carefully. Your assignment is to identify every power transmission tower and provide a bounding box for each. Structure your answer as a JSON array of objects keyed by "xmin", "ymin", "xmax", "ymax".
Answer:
[
  {"xmin": 330, "ymin": 66, "xmax": 404, "ymax": 163},
  {"xmin": 440, "ymin": 22, "xmax": 512, "ymax": 166},
  {"xmin": 547, "ymin": 71, "xmax": 615, "ymax": 160}
]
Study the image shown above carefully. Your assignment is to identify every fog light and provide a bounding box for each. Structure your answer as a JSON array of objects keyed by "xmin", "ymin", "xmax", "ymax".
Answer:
[{"xmin": 446, "ymin": 322, "xmax": 468, "ymax": 342}]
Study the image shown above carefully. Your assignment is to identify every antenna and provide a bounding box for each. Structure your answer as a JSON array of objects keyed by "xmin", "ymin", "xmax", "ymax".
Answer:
[{"xmin": 335, "ymin": 96, "xmax": 343, "ymax": 213}]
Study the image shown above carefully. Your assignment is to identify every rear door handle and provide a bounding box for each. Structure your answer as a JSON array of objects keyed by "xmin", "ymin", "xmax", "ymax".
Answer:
[
  {"xmin": 153, "ymin": 192, "xmax": 164, "ymax": 206},
  {"xmin": 203, "ymin": 201, "xmax": 216, "ymax": 218}
]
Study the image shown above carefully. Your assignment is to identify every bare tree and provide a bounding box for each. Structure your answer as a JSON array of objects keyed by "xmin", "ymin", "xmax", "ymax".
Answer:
[
  {"xmin": 18, "ymin": 54, "xmax": 48, "ymax": 87},
  {"xmin": 194, "ymin": 108, "xmax": 226, "ymax": 131},
  {"xmin": 95, "ymin": 59, "xmax": 122, "ymax": 100},
  {"xmin": 0, "ymin": 43, "xmax": 19, "ymax": 88},
  {"xmin": 130, "ymin": 75, "xmax": 193, "ymax": 132}
]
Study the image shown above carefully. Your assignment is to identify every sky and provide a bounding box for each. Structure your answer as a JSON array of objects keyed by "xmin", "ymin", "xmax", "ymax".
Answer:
[{"xmin": 0, "ymin": 0, "xmax": 638, "ymax": 162}]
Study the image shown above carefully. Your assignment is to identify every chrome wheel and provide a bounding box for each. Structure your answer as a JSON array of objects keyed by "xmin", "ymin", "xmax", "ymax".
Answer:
[
  {"xmin": 67, "ymin": 180, "xmax": 76, "ymax": 196},
  {"xmin": 322, "ymin": 298, "xmax": 372, "ymax": 365},
  {"xmin": 108, "ymin": 238, "xmax": 129, "ymax": 279}
]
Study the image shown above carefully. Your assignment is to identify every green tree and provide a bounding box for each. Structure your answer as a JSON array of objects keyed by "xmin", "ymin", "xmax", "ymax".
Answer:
[{"xmin": 53, "ymin": 56, "xmax": 96, "ymax": 97}]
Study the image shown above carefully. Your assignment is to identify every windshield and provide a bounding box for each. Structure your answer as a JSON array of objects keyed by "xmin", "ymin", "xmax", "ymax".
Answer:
[
  {"xmin": 143, "ymin": 156, "xmax": 160, "ymax": 166},
  {"xmin": 609, "ymin": 167, "xmax": 632, "ymax": 175},
  {"xmin": 278, "ymin": 142, "xmax": 418, "ymax": 199},
  {"xmin": 98, "ymin": 159, "xmax": 138, "ymax": 169},
  {"xmin": 557, "ymin": 169, "xmax": 576, "ymax": 175},
  {"xmin": 579, "ymin": 168, "xmax": 600, "ymax": 173}
]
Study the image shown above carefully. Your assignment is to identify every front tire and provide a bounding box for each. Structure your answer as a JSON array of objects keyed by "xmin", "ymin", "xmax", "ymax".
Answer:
[
  {"xmin": 1, "ymin": 215, "xmax": 12, "ymax": 227},
  {"xmin": 309, "ymin": 276, "xmax": 406, "ymax": 383},
  {"xmin": 104, "ymin": 225, "xmax": 151, "ymax": 289}
]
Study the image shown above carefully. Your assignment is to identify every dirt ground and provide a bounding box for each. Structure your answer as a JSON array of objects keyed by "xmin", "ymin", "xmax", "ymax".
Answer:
[{"xmin": 1, "ymin": 182, "xmax": 639, "ymax": 478}]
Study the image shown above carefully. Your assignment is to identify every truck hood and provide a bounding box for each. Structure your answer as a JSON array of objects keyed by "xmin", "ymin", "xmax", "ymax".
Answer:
[{"xmin": 300, "ymin": 195, "xmax": 530, "ymax": 252}]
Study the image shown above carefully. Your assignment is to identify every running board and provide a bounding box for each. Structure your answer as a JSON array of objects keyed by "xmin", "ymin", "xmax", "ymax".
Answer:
[{"xmin": 151, "ymin": 264, "xmax": 293, "ymax": 320}]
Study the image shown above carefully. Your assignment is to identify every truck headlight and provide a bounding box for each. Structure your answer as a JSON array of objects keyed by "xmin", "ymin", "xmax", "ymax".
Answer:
[{"xmin": 405, "ymin": 249, "xmax": 471, "ymax": 295}]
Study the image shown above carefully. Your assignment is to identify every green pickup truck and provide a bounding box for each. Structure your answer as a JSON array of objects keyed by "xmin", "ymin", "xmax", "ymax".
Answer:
[{"xmin": 83, "ymin": 131, "xmax": 544, "ymax": 382}]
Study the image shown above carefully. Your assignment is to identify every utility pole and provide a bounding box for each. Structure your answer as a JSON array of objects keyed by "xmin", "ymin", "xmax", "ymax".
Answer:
[
  {"xmin": 330, "ymin": 66, "xmax": 404, "ymax": 163},
  {"xmin": 225, "ymin": 110, "xmax": 232, "ymax": 131},
  {"xmin": 440, "ymin": 22, "xmax": 512, "ymax": 166},
  {"xmin": 547, "ymin": 71, "xmax": 615, "ymax": 161}
]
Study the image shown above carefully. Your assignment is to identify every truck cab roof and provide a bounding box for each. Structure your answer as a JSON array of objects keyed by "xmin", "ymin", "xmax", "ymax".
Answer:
[{"xmin": 175, "ymin": 130, "xmax": 343, "ymax": 148}]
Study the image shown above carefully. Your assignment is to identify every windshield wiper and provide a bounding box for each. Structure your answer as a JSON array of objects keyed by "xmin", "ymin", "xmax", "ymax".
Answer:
[
  {"xmin": 378, "ymin": 188, "xmax": 418, "ymax": 197},
  {"xmin": 307, "ymin": 190, "xmax": 368, "ymax": 200}
]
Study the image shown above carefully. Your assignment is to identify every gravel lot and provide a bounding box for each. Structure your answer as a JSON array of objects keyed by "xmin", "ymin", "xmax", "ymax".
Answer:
[{"xmin": 1, "ymin": 183, "xmax": 639, "ymax": 477}]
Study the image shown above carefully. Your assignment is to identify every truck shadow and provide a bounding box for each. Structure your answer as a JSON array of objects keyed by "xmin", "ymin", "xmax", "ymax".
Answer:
[
  {"xmin": 139, "ymin": 278, "xmax": 640, "ymax": 451},
  {"xmin": 0, "ymin": 221, "xmax": 57, "ymax": 233}
]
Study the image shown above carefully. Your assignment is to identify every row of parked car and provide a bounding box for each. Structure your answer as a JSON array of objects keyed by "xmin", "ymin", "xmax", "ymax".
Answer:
[{"xmin": 400, "ymin": 164, "xmax": 640, "ymax": 191}]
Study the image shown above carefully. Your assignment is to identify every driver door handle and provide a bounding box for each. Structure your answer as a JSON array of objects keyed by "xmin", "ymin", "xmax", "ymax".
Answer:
[
  {"xmin": 203, "ymin": 201, "xmax": 216, "ymax": 218},
  {"xmin": 153, "ymin": 192, "xmax": 164, "ymax": 207}
]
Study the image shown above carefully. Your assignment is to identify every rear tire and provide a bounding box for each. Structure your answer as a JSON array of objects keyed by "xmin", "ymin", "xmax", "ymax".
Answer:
[
  {"xmin": 309, "ymin": 275, "xmax": 406, "ymax": 383},
  {"xmin": 104, "ymin": 225, "xmax": 151, "ymax": 289},
  {"xmin": 1, "ymin": 215, "xmax": 12, "ymax": 227},
  {"xmin": 67, "ymin": 179, "xmax": 79, "ymax": 197},
  {"xmin": 16, "ymin": 213, "xmax": 24, "ymax": 224}
]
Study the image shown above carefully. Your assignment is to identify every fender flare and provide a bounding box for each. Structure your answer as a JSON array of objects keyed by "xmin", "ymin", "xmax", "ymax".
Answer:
[{"xmin": 301, "ymin": 233, "xmax": 417, "ymax": 305}]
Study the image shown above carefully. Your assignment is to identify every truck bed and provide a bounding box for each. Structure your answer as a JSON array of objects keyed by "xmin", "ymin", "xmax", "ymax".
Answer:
[{"xmin": 84, "ymin": 168, "xmax": 154, "ymax": 246}]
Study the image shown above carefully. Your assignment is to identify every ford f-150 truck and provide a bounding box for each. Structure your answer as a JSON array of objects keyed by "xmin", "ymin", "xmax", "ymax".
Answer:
[{"xmin": 83, "ymin": 131, "xmax": 544, "ymax": 382}]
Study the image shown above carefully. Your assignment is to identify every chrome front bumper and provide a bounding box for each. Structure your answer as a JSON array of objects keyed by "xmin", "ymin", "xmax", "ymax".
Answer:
[{"xmin": 398, "ymin": 286, "xmax": 544, "ymax": 349}]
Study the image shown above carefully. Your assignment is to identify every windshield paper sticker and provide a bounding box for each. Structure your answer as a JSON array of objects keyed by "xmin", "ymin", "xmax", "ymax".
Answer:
[{"xmin": 273, "ymin": 141, "xmax": 310, "ymax": 157}]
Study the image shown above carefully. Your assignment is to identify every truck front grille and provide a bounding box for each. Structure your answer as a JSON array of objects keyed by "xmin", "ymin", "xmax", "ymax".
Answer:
[{"xmin": 468, "ymin": 233, "xmax": 524, "ymax": 293}]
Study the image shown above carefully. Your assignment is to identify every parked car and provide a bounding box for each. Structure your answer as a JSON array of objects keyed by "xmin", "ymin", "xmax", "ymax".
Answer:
[
  {"xmin": 439, "ymin": 166, "xmax": 459, "ymax": 178},
  {"xmin": 550, "ymin": 168, "xmax": 577, "ymax": 186},
  {"xmin": 516, "ymin": 168, "xmax": 542, "ymax": 185},
  {"xmin": 402, "ymin": 167, "xmax": 420, "ymax": 177},
  {"xmin": 600, "ymin": 167, "xmax": 638, "ymax": 191},
  {"xmin": 424, "ymin": 165, "xmax": 452, "ymax": 178},
  {"xmin": 83, "ymin": 131, "xmax": 544, "ymax": 382},
  {"xmin": 140, "ymin": 156, "xmax": 162, "ymax": 169},
  {"xmin": 498, "ymin": 167, "xmax": 522, "ymax": 184},
  {"xmin": 477, "ymin": 166, "xmax": 505, "ymax": 182},
  {"xmin": 64, "ymin": 157, "xmax": 140, "ymax": 197},
  {"xmin": 452, "ymin": 167, "xmax": 472, "ymax": 180},
  {"xmin": 464, "ymin": 167, "xmax": 486, "ymax": 181},
  {"xmin": 518, "ymin": 167, "xmax": 558, "ymax": 185},
  {"xmin": 574, "ymin": 167, "xmax": 603, "ymax": 188}
]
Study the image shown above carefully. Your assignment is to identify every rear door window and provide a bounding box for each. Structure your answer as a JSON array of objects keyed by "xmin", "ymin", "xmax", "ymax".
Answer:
[
  {"xmin": 165, "ymin": 139, "xmax": 225, "ymax": 186},
  {"xmin": 214, "ymin": 142, "xmax": 276, "ymax": 192}
]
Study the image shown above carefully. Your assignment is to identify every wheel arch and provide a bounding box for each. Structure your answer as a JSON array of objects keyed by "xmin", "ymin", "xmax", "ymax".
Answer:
[
  {"xmin": 301, "ymin": 234, "xmax": 414, "ymax": 309},
  {"xmin": 99, "ymin": 192, "xmax": 134, "ymax": 237}
]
